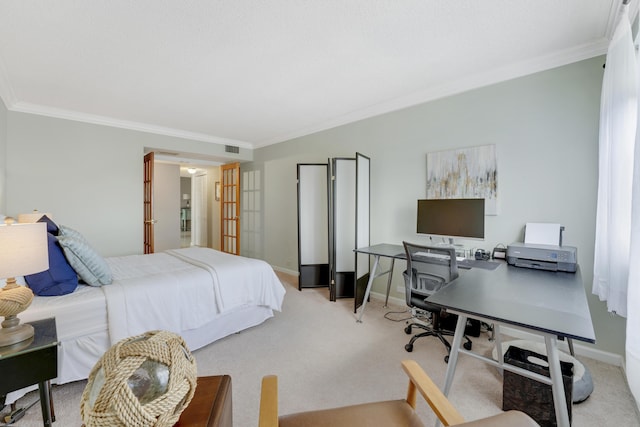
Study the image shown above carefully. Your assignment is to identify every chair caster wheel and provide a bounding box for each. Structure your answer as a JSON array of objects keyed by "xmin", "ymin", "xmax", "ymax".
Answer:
[
  {"xmin": 464, "ymin": 341, "xmax": 472, "ymax": 351},
  {"xmin": 405, "ymin": 344, "xmax": 414, "ymax": 352},
  {"xmin": 444, "ymin": 355, "xmax": 449, "ymax": 363},
  {"xmin": 404, "ymin": 326, "xmax": 412, "ymax": 334}
]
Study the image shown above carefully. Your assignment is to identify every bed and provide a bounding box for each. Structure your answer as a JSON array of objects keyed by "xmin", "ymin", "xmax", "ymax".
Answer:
[{"xmin": 6, "ymin": 246, "xmax": 286, "ymax": 403}]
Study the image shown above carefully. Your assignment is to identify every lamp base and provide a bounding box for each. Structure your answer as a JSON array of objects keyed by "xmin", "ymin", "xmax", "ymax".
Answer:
[{"xmin": 0, "ymin": 315, "xmax": 35, "ymax": 347}]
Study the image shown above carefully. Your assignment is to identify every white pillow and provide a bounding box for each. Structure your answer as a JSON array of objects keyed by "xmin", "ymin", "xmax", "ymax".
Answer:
[
  {"xmin": 58, "ymin": 224, "xmax": 89, "ymax": 243},
  {"xmin": 57, "ymin": 235, "xmax": 112, "ymax": 286}
]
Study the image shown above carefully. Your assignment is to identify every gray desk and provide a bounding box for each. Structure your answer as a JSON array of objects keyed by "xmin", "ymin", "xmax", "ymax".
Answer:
[
  {"xmin": 353, "ymin": 244, "xmax": 405, "ymax": 322},
  {"xmin": 428, "ymin": 264, "xmax": 595, "ymax": 427}
]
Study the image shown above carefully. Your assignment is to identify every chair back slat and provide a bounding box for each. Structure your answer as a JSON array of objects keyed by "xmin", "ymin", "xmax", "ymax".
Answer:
[{"xmin": 402, "ymin": 242, "xmax": 459, "ymax": 308}]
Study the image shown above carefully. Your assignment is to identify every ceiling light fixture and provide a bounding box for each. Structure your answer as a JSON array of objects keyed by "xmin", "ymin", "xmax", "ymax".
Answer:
[{"xmin": 187, "ymin": 168, "xmax": 197, "ymax": 174}]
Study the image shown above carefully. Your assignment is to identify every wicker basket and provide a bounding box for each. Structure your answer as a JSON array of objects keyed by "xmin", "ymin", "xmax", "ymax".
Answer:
[{"xmin": 502, "ymin": 345, "xmax": 573, "ymax": 427}]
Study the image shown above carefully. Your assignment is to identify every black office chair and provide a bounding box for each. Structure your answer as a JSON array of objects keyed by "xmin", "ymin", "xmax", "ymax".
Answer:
[{"xmin": 402, "ymin": 241, "xmax": 472, "ymax": 362}]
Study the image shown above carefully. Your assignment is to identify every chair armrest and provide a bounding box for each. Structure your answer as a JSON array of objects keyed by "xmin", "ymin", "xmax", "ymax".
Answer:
[
  {"xmin": 259, "ymin": 375, "xmax": 279, "ymax": 427},
  {"xmin": 401, "ymin": 360, "xmax": 466, "ymax": 426}
]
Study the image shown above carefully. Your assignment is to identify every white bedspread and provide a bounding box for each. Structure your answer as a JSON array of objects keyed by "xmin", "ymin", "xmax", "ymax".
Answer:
[{"xmin": 103, "ymin": 247, "xmax": 285, "ymax": 345}]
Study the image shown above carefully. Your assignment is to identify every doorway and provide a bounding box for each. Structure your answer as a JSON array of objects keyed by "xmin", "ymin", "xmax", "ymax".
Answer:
[
  {"xmin": 180, "ymin": 176, "xmax": 192, "ymax": 248},
  {"xmin": 146, "ymin": 152, "xmax": 223, "ymax": 252},
  {"xmin": 177, "ymin": 163, "xmax": 222, "ymax": 250}
]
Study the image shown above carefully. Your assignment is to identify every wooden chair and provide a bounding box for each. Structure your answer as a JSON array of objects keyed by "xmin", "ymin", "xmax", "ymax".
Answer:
[{"xmin": 259, "ymin": 360, "xmax": 539, "ymax": 427}]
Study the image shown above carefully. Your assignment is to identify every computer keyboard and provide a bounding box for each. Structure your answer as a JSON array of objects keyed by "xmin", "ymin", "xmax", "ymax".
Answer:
[
  {"xmin": 414, "ymin": 251, "xmax": 465, "ymax": 262},
  {"xmin": 458, "ymin": 258, "xmax": 502, "ymax": 270}
]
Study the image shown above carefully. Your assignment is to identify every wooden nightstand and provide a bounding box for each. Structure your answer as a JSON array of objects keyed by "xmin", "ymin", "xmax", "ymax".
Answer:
[
  {"xmin": 0, "ymin": 317, "xmax": 57, "ymax": 427},
  {"xmin": 175, "ymin": 375, "xmax": 232, "ymax": 427}
]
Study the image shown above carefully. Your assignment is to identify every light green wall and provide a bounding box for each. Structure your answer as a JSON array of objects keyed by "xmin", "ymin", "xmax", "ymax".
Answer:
[
  {"xmin": 246, "ymin": 56, "xmax": 626, "ymax": 356},
  {"xmin": 5, "ymin": 112, "xmax": 250, "ymax": 256}
]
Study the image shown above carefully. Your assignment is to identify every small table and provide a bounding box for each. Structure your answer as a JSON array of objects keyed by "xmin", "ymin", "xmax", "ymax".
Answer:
[
  {"xmin": 175, "ymin": 375, "xmax": 232, "ymax": 427},
  {"xmin": 428, "ymin": 265, "xmax": 595, "ymax": 427},
  {"xmin": 181, "ymin": 208, "xmax": 192, "ymax": 231},
  {"xmin": 0, "ymin": 317, "xmax": 57, "ymax": 427}
]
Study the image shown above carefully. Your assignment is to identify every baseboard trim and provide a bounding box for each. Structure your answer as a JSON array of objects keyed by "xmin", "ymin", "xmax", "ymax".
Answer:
[
  {"xmin": 271, "ymin": 265, "xmax": 299, "ymax": 276},
  {"xmin": 369, "ymin": 290, "xmax": 624, "ymax": 367}
]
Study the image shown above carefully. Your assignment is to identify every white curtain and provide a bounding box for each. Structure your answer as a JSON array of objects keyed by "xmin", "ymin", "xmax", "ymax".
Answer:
[
  {"xmin": 629, "ymin": 9, "xmax": 640, "ymax": 408},
  {"xmin": 594, "ymin": 4, "xmax": 640, "ymax": 407},
  {"xmin": 628, "ymin": 97, "xmax": 640, "ymax": 407},
  {"xmin": 593, "ymin": 5, "xmax": 637, "ymax": 317}
]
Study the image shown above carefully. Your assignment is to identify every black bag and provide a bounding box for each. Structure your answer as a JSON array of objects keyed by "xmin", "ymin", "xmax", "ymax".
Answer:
[
  {"xmin": 502, "ymin": 346, "xmax": 573, "ymax": 427},
  {"xmin": 439, "ymin": 313, "xmax": 481, "ymax": 337}
]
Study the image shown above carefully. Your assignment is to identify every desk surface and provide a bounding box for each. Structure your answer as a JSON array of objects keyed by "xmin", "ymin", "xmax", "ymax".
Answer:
[
  {"xmin": 354, "ymin": 243, "xmax": 405, "ymax": 258},
  {"xmin": 428, "ymin": 263, "xmax": 596, "ymax": 343}
]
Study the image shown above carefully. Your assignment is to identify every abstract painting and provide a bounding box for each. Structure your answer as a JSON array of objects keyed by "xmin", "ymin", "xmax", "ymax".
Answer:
[{"xmin": 426, "ymin": 144, "xmax": 498, "ymax": 215}]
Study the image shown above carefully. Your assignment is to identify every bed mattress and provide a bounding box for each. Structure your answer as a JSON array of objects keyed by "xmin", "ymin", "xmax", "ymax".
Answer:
[
  {"xmin": 19, "ymin": 284, "xmax": 107, "ymax": 341},
  {"xmin": 6, "ymin": 247, "xmax": 285, "ymax": 404}
]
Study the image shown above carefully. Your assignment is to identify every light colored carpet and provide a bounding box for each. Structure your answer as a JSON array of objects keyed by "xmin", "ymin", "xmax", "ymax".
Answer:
[{"xmin": 7, "ymin": 273, "xmax": 640, "ymax": 426}]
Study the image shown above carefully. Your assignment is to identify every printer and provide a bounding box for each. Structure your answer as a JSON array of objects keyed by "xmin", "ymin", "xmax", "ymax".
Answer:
[{"xmin": 506, "ymin": 242, "xmax": 577, "ymax": 273}]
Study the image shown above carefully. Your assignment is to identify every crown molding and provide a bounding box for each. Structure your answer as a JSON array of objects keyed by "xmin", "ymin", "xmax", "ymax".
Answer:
[
  {"xmin": 7, "ymin": 101, "xmax": 254, "ymax": 149},
  {"xmin": 253, "ymin": 40, "xmax": 609, "ymax": 148},
  {"xmin": 2, "ymin": 37, "xmax": 610, "ymax": 151}
]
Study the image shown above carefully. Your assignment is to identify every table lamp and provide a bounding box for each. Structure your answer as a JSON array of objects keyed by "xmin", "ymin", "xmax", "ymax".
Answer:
[
  {"xmin": 17, "ymin": 209, "xmax": 52, "ymax": 224},
  {"xmin": 0, "ymin": 218, "xmax": 49, "ymax": 347}
]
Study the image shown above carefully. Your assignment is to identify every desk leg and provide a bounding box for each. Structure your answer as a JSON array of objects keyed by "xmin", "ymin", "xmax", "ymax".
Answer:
[
  {"xmin": 545, "ymin": 335, "xmax": 570, "ymax": 427},
  {"xmin": 494, "ymin": 324, "xmax": 504, "ymax": 375},
  {"xmin": 442, "ymin": 315, "xmax": 467, "ymax": 396},
  {"xmin": 357, "ymin": 255, "xmax": 380, "ymax": 323},
  {"xmin": 383, "ymin": 258, "xmax": 395, "ymax": 308},
  {"xmin": 38, "ymin": 381, "xmax": 53, "ymax": 427}
]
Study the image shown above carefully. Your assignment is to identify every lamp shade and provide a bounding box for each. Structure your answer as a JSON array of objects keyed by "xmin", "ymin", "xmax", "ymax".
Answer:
[
  {"xmin": 17, "ymin": 210, "xmax": 52, "ymax": 224},
  {"xmin": 182, "ymin": 193, "xmax": 190, "ymax": 200},
  {"xmin": 0, "ymin": 222, "xmax": 49, "ymax": 279}
]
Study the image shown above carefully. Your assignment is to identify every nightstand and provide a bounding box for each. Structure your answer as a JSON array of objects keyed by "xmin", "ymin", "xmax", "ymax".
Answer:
[
  {"xmin": 175, "ymin": 375, "xmax": 232, "ymax": 427},
  {"xmin": 0, "ymin": 317, "xmax": 57, "ymax": 427}
]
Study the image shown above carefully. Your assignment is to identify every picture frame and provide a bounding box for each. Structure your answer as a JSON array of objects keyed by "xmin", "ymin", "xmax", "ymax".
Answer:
[
  {"xmin": 426, "ymin": 144, "xmax": 498, "ymax": 215},
  {"xmin": 215, "ymin": 181, "xmax": 221, "ymax": 201}
]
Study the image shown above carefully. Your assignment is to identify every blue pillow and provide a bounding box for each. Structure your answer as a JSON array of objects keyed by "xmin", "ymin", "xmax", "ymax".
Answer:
[
  {"xmin": 25, "ymin": 233, "xmax": 78, "ymax": 296},
  {"xmin": 38, "ymin": 215, "xmax": 59, "ymax": 236}
]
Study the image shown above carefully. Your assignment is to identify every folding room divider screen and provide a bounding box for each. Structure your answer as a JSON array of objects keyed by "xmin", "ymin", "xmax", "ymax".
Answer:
[
  {"xmin": 297, "ymin": 163, "xmax": 330, "ymax": 292},
  {"xmin": 297, "ymin": 153, "xmax": 370, "ymax": 310},
  {"xmin": 354, "ymin": 153, "xmax": 370, "ymax": 311}
]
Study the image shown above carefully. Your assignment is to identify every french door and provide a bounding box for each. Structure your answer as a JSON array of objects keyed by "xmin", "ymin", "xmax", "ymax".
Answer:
[
  {"xmin": 221, "ymin": 162, "xmax": 241, "ymax": 255},
  {"xmin": 143, "ymin": 152, "xmax": 155, "ymax": 254}
]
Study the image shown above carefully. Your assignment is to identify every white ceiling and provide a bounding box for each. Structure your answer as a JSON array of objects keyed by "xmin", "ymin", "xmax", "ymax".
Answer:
[{"xmin": 0, "ymin": 0, "xmax": 633, "ymax": 150}]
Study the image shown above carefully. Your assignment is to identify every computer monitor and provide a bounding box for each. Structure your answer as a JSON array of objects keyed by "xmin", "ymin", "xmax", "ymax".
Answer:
[{"xmin": 416, "ymin": 198, "xmax": 485, "ymax": 241}]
